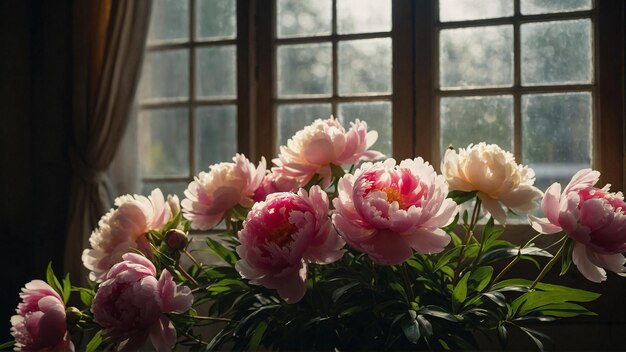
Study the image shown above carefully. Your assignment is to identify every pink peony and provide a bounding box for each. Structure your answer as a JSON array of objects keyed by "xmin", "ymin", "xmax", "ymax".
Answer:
[
  {"xmin": 332, "ymin": 158, "xmax": 458, "ymax": 265},
  {"xmin": 252, "ymin": 171, "xmax": 298, "ymax": 202},
  {"xmin": 235, "ymin": 185, "xmax": 344, "ymax": 303},
  {"xmin": 182, "ymin": 154, "xmax": 266, "ymax": 230},
  {"xmin": 441, "ymin": 143, "xmax": 543, "ymax": 225},
  {"xmin": 82, "ymin": 188, "xmax": 176, "ymax": 281},
  {"xmin": 10, "ymin": 280, "xmax": 74, "ymax": 351},
  {"xmin": 529, "ymin": 169, "xmax": 626, "ymax": 282},
  {"xmin": 272, "ymin": 117, "xmax": 384, "ymax": 189},
  {"xmin": 91, "ymin": 253, "xmax": 193, "ymax": 352}
]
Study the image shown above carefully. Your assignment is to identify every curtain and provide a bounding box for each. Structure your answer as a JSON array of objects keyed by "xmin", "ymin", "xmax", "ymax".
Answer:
[{"xmin": 65, "ymin": 0, "xmax": 152, "ymax": 281}]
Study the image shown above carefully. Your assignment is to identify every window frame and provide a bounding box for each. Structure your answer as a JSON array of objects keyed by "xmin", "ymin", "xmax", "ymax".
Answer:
[{"xmin": 134, "ymin": 0, "xmax": 624, "ymax": 195}]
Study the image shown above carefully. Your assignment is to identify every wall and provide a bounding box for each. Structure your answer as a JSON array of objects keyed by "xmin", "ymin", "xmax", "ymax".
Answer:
[{"xmin": 0, "ymin": 0, "xmax": 73, "ymax": 342}]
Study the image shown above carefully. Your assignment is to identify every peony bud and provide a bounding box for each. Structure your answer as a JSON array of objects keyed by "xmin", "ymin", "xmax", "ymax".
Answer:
[
  {"xmin": 65, "ymin": 307, "xmax": 83, "ymax": 325},
  {"xmin": 164, "ymin": 229, "xmax": 188, "ymax": 251}
]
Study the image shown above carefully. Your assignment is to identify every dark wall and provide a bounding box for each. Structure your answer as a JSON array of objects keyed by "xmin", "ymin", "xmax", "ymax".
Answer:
[{"xmin": 0, "ymin": 0, "xmax": 72, "ymax": 342}]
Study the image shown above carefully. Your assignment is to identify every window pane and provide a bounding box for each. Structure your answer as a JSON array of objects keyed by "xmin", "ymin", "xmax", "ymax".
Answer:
[
  {"xmin": 196, "ymin": 106, "xmax": 237, "ymax": 170},
  {"xmin": 439, "ymin": 0, "xmax": 513, "ymax": 22},
  {"xmin": 140, "ymin": 50, "xmax": 189, "ymax": 101},
  {"xmin": 338, "ymin": 101, "xmax": 392, "ymax": 157},
  {"xmin": 338, "ymin": 38, "xmax": 392, "ymax": 95},
  {"xmin": 337, "ymin": 0, "xmax": 391, "ymax": 34},
  {"xmin": 141, "ymin": 181, "xmax": 189, "ymax": 200},
  {"xmin": 276, "ymin": 104, "xmax": 332, "ymax": 147},
  {"xmin": 440, "ymin": 96, "xmax": 514, "ymax": 154},
  {"xmin": 196, "ymin": 45, "xmax": 237, "ymax": 99},
  {"xmin": 521, "ymin": 0, "xmax": 591, "ymax": 15},
  {"xmin": 521, "ymin": 19, "xmax": 592, "ymax": 86},
  {"xmin": 139, "ymin": 108, "xmax": 189, "ymax": 177},
  {"xmin": 522, "ymin": 93, "xmax": 592, "ymax": 190},
  {"xmin": 148, "ymin": 0, "xmax": 189, "ymax": 43},
  {"xmin": 277, "ymin": 43, "xmax": 332, "ymax": 97},
  {"xmin": 440, "ymin": 25, "xmax": 513, "ymax": 89},
  {"xmin": 196, "ymin": 0, "xmax": 236, "ymax": 40},
  {"xmin": 277, "ymin": 0, "xmax": 331, "ymax": 38}
]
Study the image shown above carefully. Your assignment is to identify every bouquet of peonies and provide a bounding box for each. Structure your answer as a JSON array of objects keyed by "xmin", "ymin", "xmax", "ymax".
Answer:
[{"xmin": 5, "ymin": 117, "xmax": 626, "ymax": 351}]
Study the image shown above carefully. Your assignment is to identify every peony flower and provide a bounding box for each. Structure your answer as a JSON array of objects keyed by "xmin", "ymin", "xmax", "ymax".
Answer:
[
  {"xmin": 182, "ymin": 154, "xmax": 266, "ymax": 230},
  {"xmin": 235, "ymin": 185, "xmax": 344, "ymax": 303},
  {"xmin": 82, "ymin": 188, "xmax": 175, "ymax": 281},
  {"xmin": 529, "ymin": 169, "xmax": 626, "ymax": 282},
  {"xmin": 92, "ymin": 253, "xmax": 193, "ymax": 352},
  {"xmin": 332, "ymin": 158, "xmax": 458, "ymax": 265},
  {"xmin": 272, "ymin": 117, "xmax": 384, "ymax": 188},
  {"xmin": 10, "ymin": 280, "xmax": 74, "ymax": 351},
  {"xmin": 441, "ymin": 143, "xmax": 542, "ymax": 225},
  {"xmin": 252, "ymin": 171, "xmax": 298, "ymax": 202}
]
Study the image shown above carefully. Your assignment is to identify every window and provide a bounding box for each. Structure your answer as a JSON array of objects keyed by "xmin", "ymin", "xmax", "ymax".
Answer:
[
  {"xmin": 131, "ymin": 0, "xmax": 624, "ymax": 196},
  {"xmin": 136, "ymin": 0, "xmax": 240, "ymax": 196}
]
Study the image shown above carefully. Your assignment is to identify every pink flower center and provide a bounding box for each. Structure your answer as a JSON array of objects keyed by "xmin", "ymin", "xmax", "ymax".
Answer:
[
  {"xmin": 268, "ymin": 221, "xmax": 296, "ymax": 247},
  {"xmin": 578, "ymin": 187, "xmax": 626, "ymax": 214}
]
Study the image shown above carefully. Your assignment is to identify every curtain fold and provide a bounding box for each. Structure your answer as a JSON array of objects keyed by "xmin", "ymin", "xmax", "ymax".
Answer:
[{"xmin": 65, "ymin": 0, "xmax": 152, "ymax": 281}]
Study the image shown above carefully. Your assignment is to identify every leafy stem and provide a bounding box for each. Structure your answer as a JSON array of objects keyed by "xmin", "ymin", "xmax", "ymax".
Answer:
[
  {"xmin": 530, "ymin": 236, "xmax": 568, "ymax": 289},
  {"xmin": 453, "ymin": 198, "xmax": 482, "ymax": 285}
]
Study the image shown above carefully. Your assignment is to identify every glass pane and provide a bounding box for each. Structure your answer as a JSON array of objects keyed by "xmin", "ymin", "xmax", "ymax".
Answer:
[
  {"xmin": 148, "ymin": 0, "xmax": 189, "ymax": 42},
  {"xmin": 440, "ymin": 25, "xmax": 513, "ymax": 89},
  {"xmin": 139, "ymin": 50, "xmax": 189, "ymax": 101},
  {"xmin": 521, "ymin": 0, "xmax": 591, "ymax": 15},
  {"xmin": 439, "ymin": 0, "xmax": 513, "ymax": 22},
  {"xmin": 522, "ymin": 93, "xmax": 592, "ymax": 191},
  {"xmin": 521, "ymin": 19, "xmax": 592, "ymax": 86},
  {"xmin": 440, "ymin": 96, "xmax": 514, "ymax": 154},
  {"xmin": 337, "ymin": 0, "xmax": 391, "ymax": 34},
  {"xmin": 139, "ymin": 108, "xmax": 189, "ymax": 177},
  {"xmin": 196, "ymin": 106, "xmax": 237, "ymax": 170},
  {"xmin": 338, "ymin": 101, "xmax": 392, "ymax": 157},
  {"xmin": 277, "ymin": 43, "xmax": 332, "ymax": 97},
  {"xmin": 196, "ymin": 0, "xmax": 236, "ymax": 40},
  {"xmin": 277, "ymin": 0, "xmax": 331, "ymax": 38},
  {"xmin": 276, "ymin": 104, "xmax": 332, "ymax": 148},
  {"xmin": 141, "ymin": 181, "xmax": 189, "ymax": 200},
  {"xmin": 196, "ymin": 45, "xmax": 237, "ymax": 98},
  {"xmin": 338, "ymin": 38, "xmax": 392, "ymax": 95}
]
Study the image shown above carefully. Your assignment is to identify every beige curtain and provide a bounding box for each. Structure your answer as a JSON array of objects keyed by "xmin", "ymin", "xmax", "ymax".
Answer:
[{"xmin": 65, "ymin": 0, "xmax": 152, "ymax": 280}]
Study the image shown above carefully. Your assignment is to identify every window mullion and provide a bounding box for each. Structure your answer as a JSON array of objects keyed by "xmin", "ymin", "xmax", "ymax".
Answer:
[
  {"xmin": 513, "ymin": 0, "xmax": 522, "ymax": 161},
  {"xmin": 189, "ymin": 0, "xmax": 197, "ymax": 176},
  {"xmin": 331, "ymin": 0, "xmax": 338, "ymax": 118}
]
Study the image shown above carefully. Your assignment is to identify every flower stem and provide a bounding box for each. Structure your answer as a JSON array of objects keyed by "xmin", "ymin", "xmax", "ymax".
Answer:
[
  {"xmin": 488, "ymin": 233, "xmax": 545, "ymax": 290},
  {"xmin": 400, "ymin": 263, "xmax": 415, "ymax": 302},
  {"xmin": 530, "ymin": 237, "xmax": 567, "ymax": 290},
  {"xmin": 453, "ymin": 198, "xmax": 482, "ymax": 284},
  {"xmin": 183, "ymin": 249, "xmax": 202, "ymax": 268},
  {"xmin": 181, "ymin": 314, "xmax": 232, "ymax": 322},
  {"xmin": 176, "ymin": 263, "xmax": 200, "ymax": 287}
]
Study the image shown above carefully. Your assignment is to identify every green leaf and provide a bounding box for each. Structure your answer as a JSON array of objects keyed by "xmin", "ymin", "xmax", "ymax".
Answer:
[
  {"xmin": 86, "ymin": 331, "xmax": 103, "ymax": 352},
  {"xmin": 483, "ymin": 291, "xmax": 506, "ymax": 307},
  {"xmin": 45, "ymin": 262, "xmax": 63, "ymax": 297},
  {"xmin": 247, "ymin": 320, "xmax": 269, "ymax": 349},
  {"xmin": 536, "ymin": 302, "xmax": 596, "ymax": 318},
  {"xmin": 452, "ymin": 272, "xmax": 470, "ymax": 312},
  {"xmin": 497, "ymin": 324, "xmax": 508, "ymax": 348},
  {"xmin": 434, "ymin": 247, "xmax": 462, "ymax": 272},
  {"xmin": 416, "ymin": 315, "xmax": 433, "ymax": 336},
  {"xmin": 389, "ymin": 282, "xmax": 409, "ymax": 304},
  {"xmin": 74, "ymin": 287, "xmax": 95, "ymax": 306},
  {"xmin": 419, "ymin": 306, "xmax": 459, "ymax": 322},
  {"xmin": 518, "ymin": 326, "xmax": 550, "ymax": 352},
  {"xmin": 62, "ymin": 273, "xmax": 71, "ymax": 305},
  {"xmin": 560, "ymin": 238, "xmax": 575, "ymax": 275},
  {"xmin": 511, "ymin": 290, "xmax": 600, "ymax": 317},
  {"xmin": 468, "ymin": 266, "xmax": 493, "ymax": 293},
  {"xmin": 447, "ymin": 190, "xmax": 477, "ymax": 205},
  {"xmin": 402, "ymin": 318, "xmax": 420, "ymax": 344},
  {"xmin": 331, "ymin": 282, "xmax": 360, "ymax": 303},
  {"xmin": 206, "ymin": 237, "xmax": 237, "ymax": 266},
  {"xmin": 0, "ymin": 341, "xmax": 15, "ymax": 350}
]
